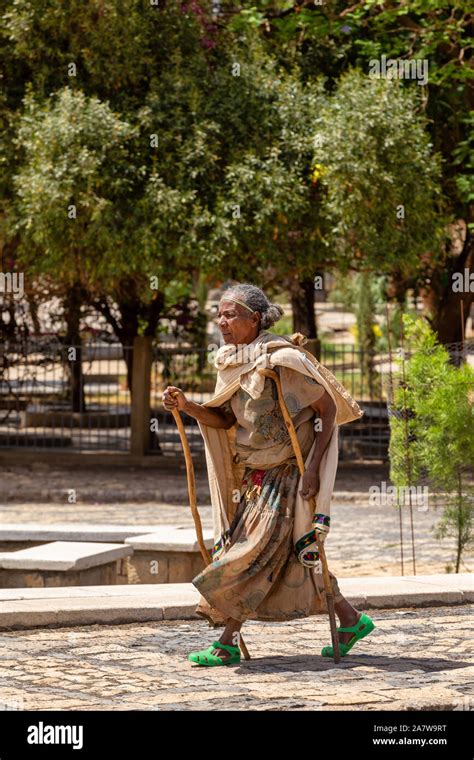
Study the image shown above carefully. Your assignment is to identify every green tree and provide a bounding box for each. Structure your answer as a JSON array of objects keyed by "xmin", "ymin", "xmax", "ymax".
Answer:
[
  {"xmin": 311, "ymin": 69, "xmax": 445, "ymax": 277},
  {"xmin": 389, "ymin": 314, "xmax": 474, "ymax": 572},
  {"xmin": 231, "ymin": 0, "xmax": 473, "ymax": 344},
  {"xmin": 11, "ymin": 87, "xmax": 191, "ymax": 394},
  {"xmin": 2, "ymin": 0, "xmax": 469, "ymax": 356},
  {"xmin": 3, "ymin": 2, "xmax": 327, "ymax": 345}
]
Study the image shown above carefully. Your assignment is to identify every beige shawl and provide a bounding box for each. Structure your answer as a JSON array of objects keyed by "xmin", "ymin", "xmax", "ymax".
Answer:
[{"xmin": 197, "ymin": 329, "xmax": 364, "ymax": 568}]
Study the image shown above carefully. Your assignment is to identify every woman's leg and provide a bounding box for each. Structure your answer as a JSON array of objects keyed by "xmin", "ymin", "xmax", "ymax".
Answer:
[
  {"xmin": 334, "ymin": 597, "xmax": 363, "ymax": 646},
  {"xmin": 210, "ymin": 617, "xmax": 244, "ymax": 660},
  {"xmin": 324, "ymin": 571, "xmax": 362, "ymax": 646}
]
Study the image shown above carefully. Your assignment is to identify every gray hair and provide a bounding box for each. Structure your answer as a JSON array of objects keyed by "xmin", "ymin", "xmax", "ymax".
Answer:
[{"xmin": 221, "ymin": 283, "xmax": 284, "ymax": 329}]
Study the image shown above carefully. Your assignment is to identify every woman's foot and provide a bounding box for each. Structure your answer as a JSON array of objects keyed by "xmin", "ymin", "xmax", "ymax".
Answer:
[
  {"xmin": 334, "ymin": 598, "xmax": 363, "ymax": 646},
  {"xmin": 212, "ymin": 641, "xmax": 234, "ymax": 662},
  {"xmin": 210, "ymin": 639, "xmax": 239, "ymax": 661},
  {"xmin": 337, "ymin": 611, "xmax": 362, "ymax": 646},
  {"xmin": 211, "ymin": 618, "xmax": 243, "ymax": 661}
]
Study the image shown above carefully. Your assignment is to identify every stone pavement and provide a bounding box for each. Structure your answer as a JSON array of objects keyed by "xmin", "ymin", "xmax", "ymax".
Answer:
[
  {"xmin": 0, "ymin": 605, "xmax": 472, "ymax": 710},
  {"xmin": 1, "ymin": 501, "xmax": 472, "ymax": 577},
  {"xmin": 0, "ymin": 462, "xmax": 471, "ymax": 712},
  {"xmin": 3, "ymin": 462, "xmax": 471, "ymax": 576},
  {"xmin": 1, "ymin": 462, "xmax": 391, "ymax": 502}
]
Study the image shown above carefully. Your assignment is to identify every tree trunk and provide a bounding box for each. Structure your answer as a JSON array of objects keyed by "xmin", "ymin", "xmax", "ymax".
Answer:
[
  {"xmin": 420, "ymin": 221, "xmax": 473, "ymax": 365},
  {"xmin": 63, "ymin": 282, "xmax": 86, "ymax": 413},
  {"xmin": 356, "ymin": 272, "xmax": 378, "ymax": 399},
  {"xmin": 289, "ymin": 277, "xmax": 318, "ymax": 338},
  {"xmin": 92, "ymin": 285, "xmax": 165, "ymax": 395},
  {"xmin": 117, "ymin": 300, "xmax": 140, "ymax": 394}
]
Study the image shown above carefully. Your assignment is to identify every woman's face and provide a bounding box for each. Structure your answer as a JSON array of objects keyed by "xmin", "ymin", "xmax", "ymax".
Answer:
[{"xmin": 216, "ymin": 300, "xmax": 261, "ymax": 345}]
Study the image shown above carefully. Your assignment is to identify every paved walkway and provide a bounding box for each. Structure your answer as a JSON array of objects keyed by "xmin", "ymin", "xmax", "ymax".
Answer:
[
  {"xmin": 1, "ymin": 500, "xmax": 471, "ymax": 577},
  {"xmin": 2, "ymin": 463, "xmax": 471, "ymax": 577},
  {"xmin": 0, "ymin": 605, "xmax": 471, "ymax": 710},
  {"xmin": 1, "ymin": 462, "xmax": 391, "ymax": 502},
  {"xmin": 0, "ymin": 464, "xmax": 471, "ymax": 711}
]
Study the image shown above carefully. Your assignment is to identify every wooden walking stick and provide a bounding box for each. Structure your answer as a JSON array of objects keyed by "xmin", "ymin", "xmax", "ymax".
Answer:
[
  {"xmin": 170, "ymin": 392, "xmax": 251, "ymax": 661},
  {"xmin": 258, "ymin": 369, "xmax": 341, "ymax": 663}
]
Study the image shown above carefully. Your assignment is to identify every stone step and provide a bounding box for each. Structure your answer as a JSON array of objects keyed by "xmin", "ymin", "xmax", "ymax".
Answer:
[
  {"xmin": 125, "ymin": 528, "xmax": 215, "ymax": 584},
  {"xmin": 0, "ymin": 524, "xmax": 174, "ymax": 544},
  {"xmin": 0, "ymin": 541, "xmax": 133, "ymax": 588},
  {"xmin": 125, "ymin": 528, "xmax": 214, "ymax": 553},
  {"xmin": 0, "ymin": 541, "xmax": 132, "ymax": 571},
  {"xmin": 0, "ymin": 573, "xmax": 471, "ymax": 630},
  {"xmin": 0, "ymin": 528, "xmax": 215, "ymax": 585}
]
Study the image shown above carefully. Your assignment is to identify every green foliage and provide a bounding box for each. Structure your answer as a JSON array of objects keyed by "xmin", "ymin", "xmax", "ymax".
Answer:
[
  {"xmin": 13, "ymin": 88, "xmax": 135, "ymax": 281},
  {"xmin": 1, "ymin": 0, "xmax": 205, "ymax": 109},
  {"xmin": 0, "ymin": 0, "xmax": 462, "ymax": 349},
  {"xmin": 452, "ymin": 110, "xmax": 474, "ymax": 207},
  {"xmin": 327, "ymin": 272, "xmax": 357, "ymax": 311},
  {"xmin": 206, "ymin": 47, "xmax": 327, "ymax": 278},
  {"xmin": 234, "ymin": 0, "xmax": 472, "ymax": 214},
  {"xmin": 312, "ymin": 69, "xmax": 445, "ymax": 275},
  {"xmin": 389, "ymin": 315, "xmax": 450, "ymax": 485},
  {"xmin": 377, "ymin": 301, "xmax": 419, "ymax": 353},
  {"xmin": 266, "ymin": 314, "xmax": 293, "ymax": 336},
  {"xmin": 389, "ymin": 314, "xmax": 474, "ymax": 571}
]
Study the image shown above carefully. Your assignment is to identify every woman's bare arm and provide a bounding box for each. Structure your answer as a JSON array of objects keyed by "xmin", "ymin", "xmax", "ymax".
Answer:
[
  {"xmin": 162, "ymin": 386, "xmax": 236, "ymax": 429},
  {"xmin": 183, "ymin": 399, "xmax": 236, "ymax": 429}
]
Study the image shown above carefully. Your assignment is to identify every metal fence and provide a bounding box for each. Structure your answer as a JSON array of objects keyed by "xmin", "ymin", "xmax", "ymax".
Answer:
[
  {"xmin": 151, "ymin": 342, "xmax": 396, "ymax": 460},
  {"xmin": 149, "ymin": 344, "xmax": 216, "ymax": 456},
  {"xmin": 0, "ymin": 336, "xmax": 131, "ymax": 451},
  {"xmin": 1, "ymin": 336, "xmax": 472, "ymax": 461}
]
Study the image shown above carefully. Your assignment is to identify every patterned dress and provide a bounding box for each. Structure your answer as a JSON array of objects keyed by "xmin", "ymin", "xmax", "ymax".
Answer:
[{"xmin": 192, "ymin": 367, "xmax": 344, "ymax": 626}]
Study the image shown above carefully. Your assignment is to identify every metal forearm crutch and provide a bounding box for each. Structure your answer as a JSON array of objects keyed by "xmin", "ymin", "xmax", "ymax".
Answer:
[
  {"xmin": 258, "ymin": 368, "xmax": 341, "ymax": 663},
  {"xmin": 170, "ymin": 394, "xmax": 251, "ymax": 660}
]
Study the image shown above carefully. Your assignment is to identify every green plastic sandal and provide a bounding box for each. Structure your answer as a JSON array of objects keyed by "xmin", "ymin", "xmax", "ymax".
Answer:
[
  {"xmin": 321, "ymin": 612, "xmax": 375, "ymax": 658},
  {"xmin": 187, "ymin": 640, "xmax": 241, "ymax": 667}
]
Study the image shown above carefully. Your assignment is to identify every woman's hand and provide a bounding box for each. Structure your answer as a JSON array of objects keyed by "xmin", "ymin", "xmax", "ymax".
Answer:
[
  {"xmin": 162, "ymin": 386, "xmax": 188, "ymax": 411},
  {"xmin": 299, "ymin": 467, "xmax": 320, "ymax": 501}
]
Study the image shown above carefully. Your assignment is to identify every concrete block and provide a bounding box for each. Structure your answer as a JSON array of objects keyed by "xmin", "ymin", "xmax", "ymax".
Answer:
[
  {"xmin": 0, "ymin": 542, "xmax": 132, "ymax": 571},
  {"xmin": 0, "ymin": 524, "xmax": 168, "ymax": 545},
  {"xmin": 125, "ymin": 527, "xmax": 214, "ymax": 553}
]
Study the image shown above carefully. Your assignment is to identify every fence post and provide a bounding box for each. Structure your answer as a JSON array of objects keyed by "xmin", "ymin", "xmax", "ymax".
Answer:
[{"xmin": 130, "ymin": 336, "xmax": 153, "ymax": 457}]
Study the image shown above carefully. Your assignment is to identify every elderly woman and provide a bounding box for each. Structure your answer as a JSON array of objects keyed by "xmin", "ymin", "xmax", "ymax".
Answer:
[{"xmin": 163, "ymin": 283, "xmax": 375, "ymax": 666}]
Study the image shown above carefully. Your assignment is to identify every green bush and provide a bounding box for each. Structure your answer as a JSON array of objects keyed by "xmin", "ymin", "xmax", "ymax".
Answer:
[{"xmin": 389, "ymin": 314, "xmax": 474, "ymax": 572}]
